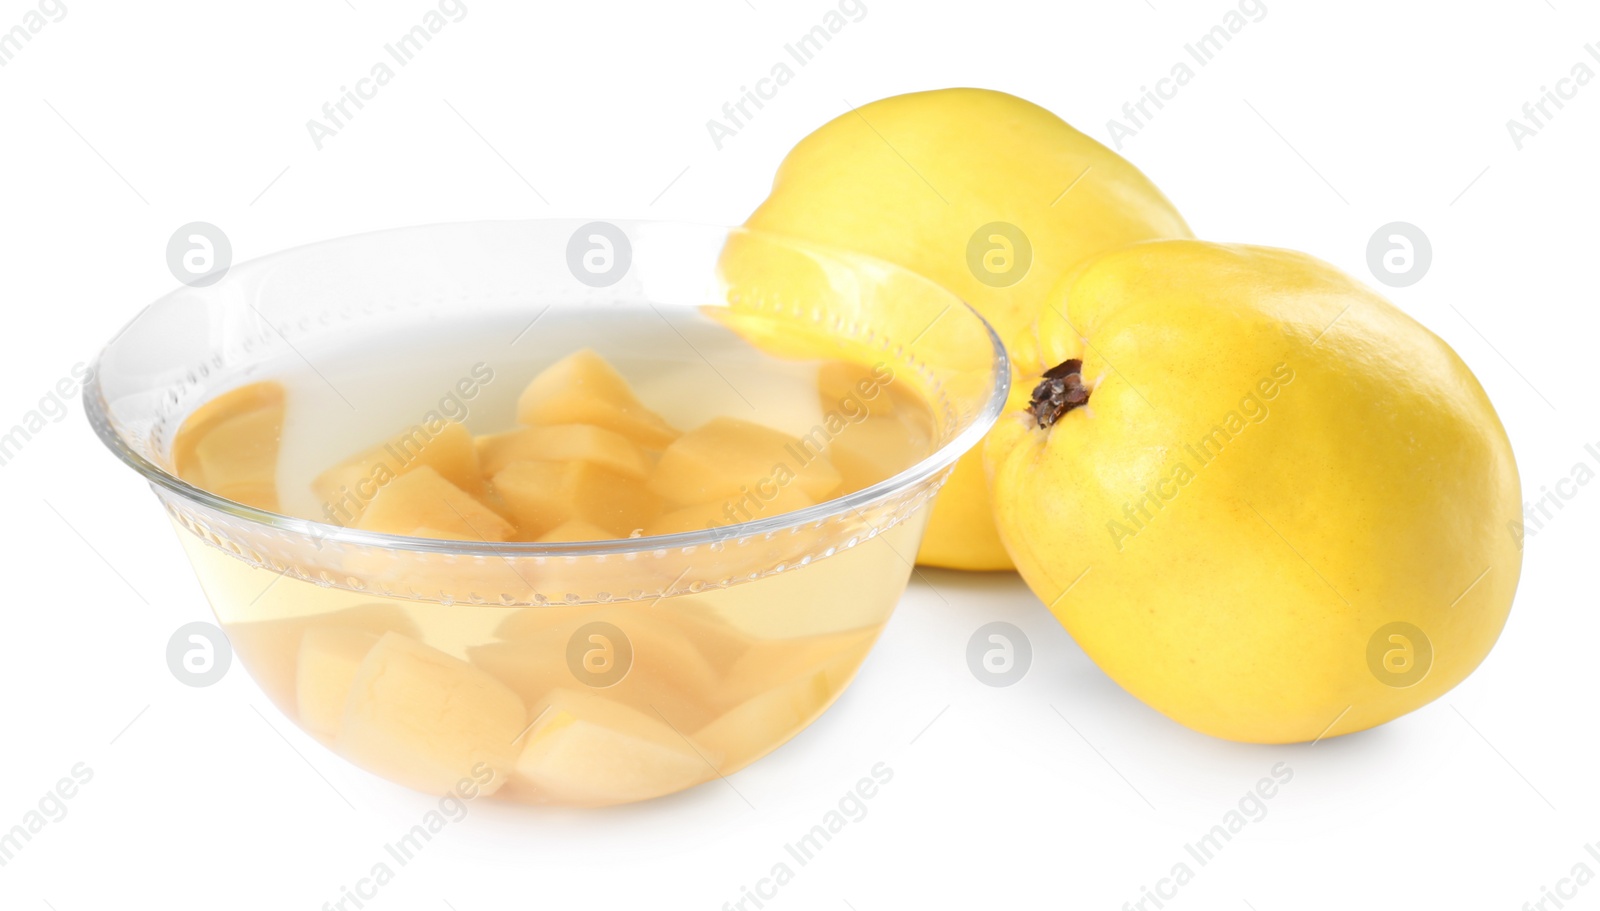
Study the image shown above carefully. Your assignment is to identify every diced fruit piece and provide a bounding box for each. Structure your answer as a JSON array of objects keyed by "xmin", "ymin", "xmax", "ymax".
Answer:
[
  {"xmin": 491, "ymin": 605, "xmax": 587, "ymax": 642},
  {"xmin": 295, "ymin": 628, "xmax": 380, "ymax": 739},
  {"xmin": 644, "ymin": 485, "xmax": 817, "ymax": 536},
  {"xmin": 695, "ymin": 629, "xmax": 876, "ymax": 773},
  {"xmin": 172, "ymin": 382, "xmax": 285, "ymax": 511},
  {"xmin": 535, "ymin": 519, "xmax": 617, "ymax": 543},
  {"xmin": 825, "ymin": 416, "xmax": 931, "ymax": 492},
  {"xmin": 720, "ymin": 626, "xmax": 877, "ymax": 703},
  {"xmin": 172, "ymin": 381, "xmax": 284, "ymax": 480},
  {"xmin": 648, "ymin": 417, "xmax": 842, "ymax": 504},
  {"xmin": 484, "ymin": 461, "xmax": 564, "ymax": 532},
  {"xmin": 477, "ymin": 425, "xmax": 650, "ymax": 480},
  {"xmin": 493, "ymin": 460, "xmax": 661, "ymax": 539},
  {"xmin": 693, "ymin": 671, "xmax": 835, "ymax": 775},
  {"xmin": 817, "ymin": 361, "xmax": 896, "ymax": 417},
  {"xmin": 191, "ymin": 404, "xmax": 284, "ymax": 511},
  {"xmin": 516, "ymin": 349, "xmax": 679, "ymax": 449},
  {"xmin": 353, "ymin": 466, "xmax": 514, "ymax": 541},
  {"xmin": 476, "ymin": 485, "xmax": 520, "ymax": 524},
  {"xmin": 337, "ymin": 632, "xmax": 525, "ymax": 796},
  {"xmin": 475, "ymin": 605, "xmax": 731, "ymax": 730},
  {"xmin": 642, "ymin": 505, "xmax": 721, "ymax": 537},
  {"xmin": 222, "ymin": 604, "xmax": 418, "ymax": 712},
  {"xmin": 661, "ymin": 599, "xmax": 755, "ymax": 676},
  {"xmin": 686, "ymin": 527, "xmax": 915, "ymax": 638},
  {"xmin": 314, "ymin": 421, "xmax": 485, "ymax": 523},
  {"xmin": 513, "ymin": 689, "xmax": 713, "ymax": 806}
]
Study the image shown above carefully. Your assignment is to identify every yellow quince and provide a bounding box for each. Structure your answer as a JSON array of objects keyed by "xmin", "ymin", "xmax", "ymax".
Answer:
[
  {"xmin": 986, "ymin": 240, "xmax": 1522, "ymax": 742},
  {"xmin": 739, "ymin": 87, "xmax": 1191, "ymax": 569}
]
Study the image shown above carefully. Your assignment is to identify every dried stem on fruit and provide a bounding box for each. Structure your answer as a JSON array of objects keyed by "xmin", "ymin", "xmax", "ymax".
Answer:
[{"xmin": 1027, "ymin": 359, "xmax": 1090, "ymax": 428}]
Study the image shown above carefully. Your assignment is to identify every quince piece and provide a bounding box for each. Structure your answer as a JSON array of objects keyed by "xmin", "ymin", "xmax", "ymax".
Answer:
[
  {"xmin": 516, "ymin": 349, "xmax": 679, "ymax": 450},
  {"xmin": 535, "ymin": 519, "xmax": 618, "ymax": 543},
  {"xmin": 512, "ymin": 689, "xmax": 712, "ymax": 807},
  {"xmin": 817, "ymin": 361, "xmax": 896, "ymax": 417},
  {"xmin": 648, "ymin": 416, "xmax": 841, "ymax": 504},
  {"xmin": 173, "ymin": 381, "xmax": 285, "ymax": 511},
  {"xmin": 314, "ymin": 421, "xmax": 484, "ymax": 524},
  {"xmin": 295, "ymin": 627, "xmax": 381, "ymax": 739},
  {"xmin": 352, "ymin": 465, "xmax": 513, "ymax": 542},
  {"xmin": 477, "ymin": 424, "xmax": 651, "ymax": 480},
  {"xmin": 825, "ymin": 415, "xmax": 932, "ymax": 493},
  {"xmin": 337, "ymin": 631, "xmax": 525, "ymax": 795},
  {"xmin": 492, "ymin": 460, "xmax": 661, "ymax": 539},
  {"xmin": 694, "ymin": 629, "xmax": 875, "ymax": 774},
  {"xmin": 472, "ymin": 606, "xmax": 726, "ymax": 730},
  {"xmin": 644, "ymin": 484, "xmax": 817, "ymax": 537},
  {"xmin": 222, "ymin": 603, "xmax": 418, "ymax": 712}
]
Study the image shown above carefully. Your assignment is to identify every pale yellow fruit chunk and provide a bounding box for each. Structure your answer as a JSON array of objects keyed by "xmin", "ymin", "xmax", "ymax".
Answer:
[
  {"xmin": 720, "ymin": 626, "xmax": 877, "ymax": 703},
  {"xmin": 535, "ymin": 519, "xmax": 617, "ymax": 543},
  {"xmin": 493, "ymin": 460, "xmax": 661, "ymax": 539},
  {"xmin": 697, "ymin": 627, "xmax": 876, "ymax": 771},
  {"xmin": 193, "ymin": 405, "xmax": 284, "ymax": 511},
  {"xmin": 223, "ymin": 604, "xmax": 418, "ymax": 713},
  {"xmin": 825, "ymin": 416, "xmax": 930, "ymax": 493},
  {"xmin": 513, "ymin": 689, "xmax": 712, "ymax": 806},
  {"xmin": 172, "ymin": 381, "xmax": 283, "ymax": 478},
  {"xmin": 353, "ymin": 465, "xmax": 514, "ymax": 541},
  {"xmin": 817, "ymin": 361, "xmax": 896, "ymax": 417},
  {"xmin": 477, "ymin": 424, "xmax": 651, "ymax": 480},
  {"xmin": 173, "ymin": 381, "xmax": 285, "ymax": 511},
  {"xmin": 473, "ymin": 605, "xmax": 731, "ymax": 730},
  {"xmin": 644, "ymin": 485, "xmax": 817, "ymax": 536},
  {"xmin": 338, "ymin": 632, "xmax": 525, "ymax": 796},
  {"xmin": 659, "ymin": 600, "xmax": 755, "ymax": 677},
  {"xmin": 516, "ymin": 349, "xmax": 679, "ymax": 450},
  {"xmin": 695, "ymin": 628, "xmax": 875, "ymax": 773},
  {"xmin": 693, "ymin": 675, "xmax": 832, "ymax": 775},
  {"xmin": 648, "ymin": 417, "xmax": 841, "ymax": 505},
  {"xmin": 295, "ymin": 627, "xmax": 381, "ymax": 739},
  {"xmin": 314, "ymin": 421, "xmax": 485, "ymax": 523}
]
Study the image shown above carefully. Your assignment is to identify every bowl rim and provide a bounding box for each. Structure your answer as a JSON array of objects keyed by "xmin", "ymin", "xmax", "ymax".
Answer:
[{"xmin": 84, "ymin": 218, "xmax": 1011, "ymax": 558}]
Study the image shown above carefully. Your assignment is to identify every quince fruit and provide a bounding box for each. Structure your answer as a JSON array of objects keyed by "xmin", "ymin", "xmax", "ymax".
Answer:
[
  {"xmin": 741, "ymin": 87, "xmax": 1191, "ymax": 569},
  {"xmin": 985, "ymin": 240, "xmax": 1522, "ymax": 742}
]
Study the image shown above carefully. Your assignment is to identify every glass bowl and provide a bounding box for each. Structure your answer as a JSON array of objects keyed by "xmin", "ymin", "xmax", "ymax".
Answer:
[{"xmin": 85, "ymin": 220, "xmax": 1008, "ymax": 807}]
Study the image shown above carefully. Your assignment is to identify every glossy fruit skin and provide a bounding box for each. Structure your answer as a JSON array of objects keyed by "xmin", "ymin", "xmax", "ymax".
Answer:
[
  {"xmin": 745, "ymin": 87, "xmax": 1191, "ymax": 570},
  {"xmin": 986, "ymin": 240, "xmax": 1522, "ymax": 743}
]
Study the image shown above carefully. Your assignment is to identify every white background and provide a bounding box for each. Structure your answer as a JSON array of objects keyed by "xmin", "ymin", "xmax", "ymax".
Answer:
[{"xmin": 2, "ymin": 1, "xmax": 1597, "ymax": 908}]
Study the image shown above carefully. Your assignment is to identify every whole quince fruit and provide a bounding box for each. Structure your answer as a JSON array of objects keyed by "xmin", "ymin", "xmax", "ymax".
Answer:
[
  {"xmin": 986, "ymin": 240, "xmax": 1522, "ymax": 743},
  {"xmin": 743, "ymin": 87, "xmax": 1191, "ymax": 570}
]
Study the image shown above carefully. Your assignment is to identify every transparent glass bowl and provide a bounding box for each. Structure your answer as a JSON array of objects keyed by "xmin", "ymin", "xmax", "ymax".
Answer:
[{"xmin": 86, "ymin": 220, "xmax": 1008, "ymax": 807}]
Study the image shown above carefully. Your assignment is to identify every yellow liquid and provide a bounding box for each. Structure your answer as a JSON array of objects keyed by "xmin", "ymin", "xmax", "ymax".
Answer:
[{"xmin": 167, "ymin": 307, "xmax": 935, "ymax": 806}]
